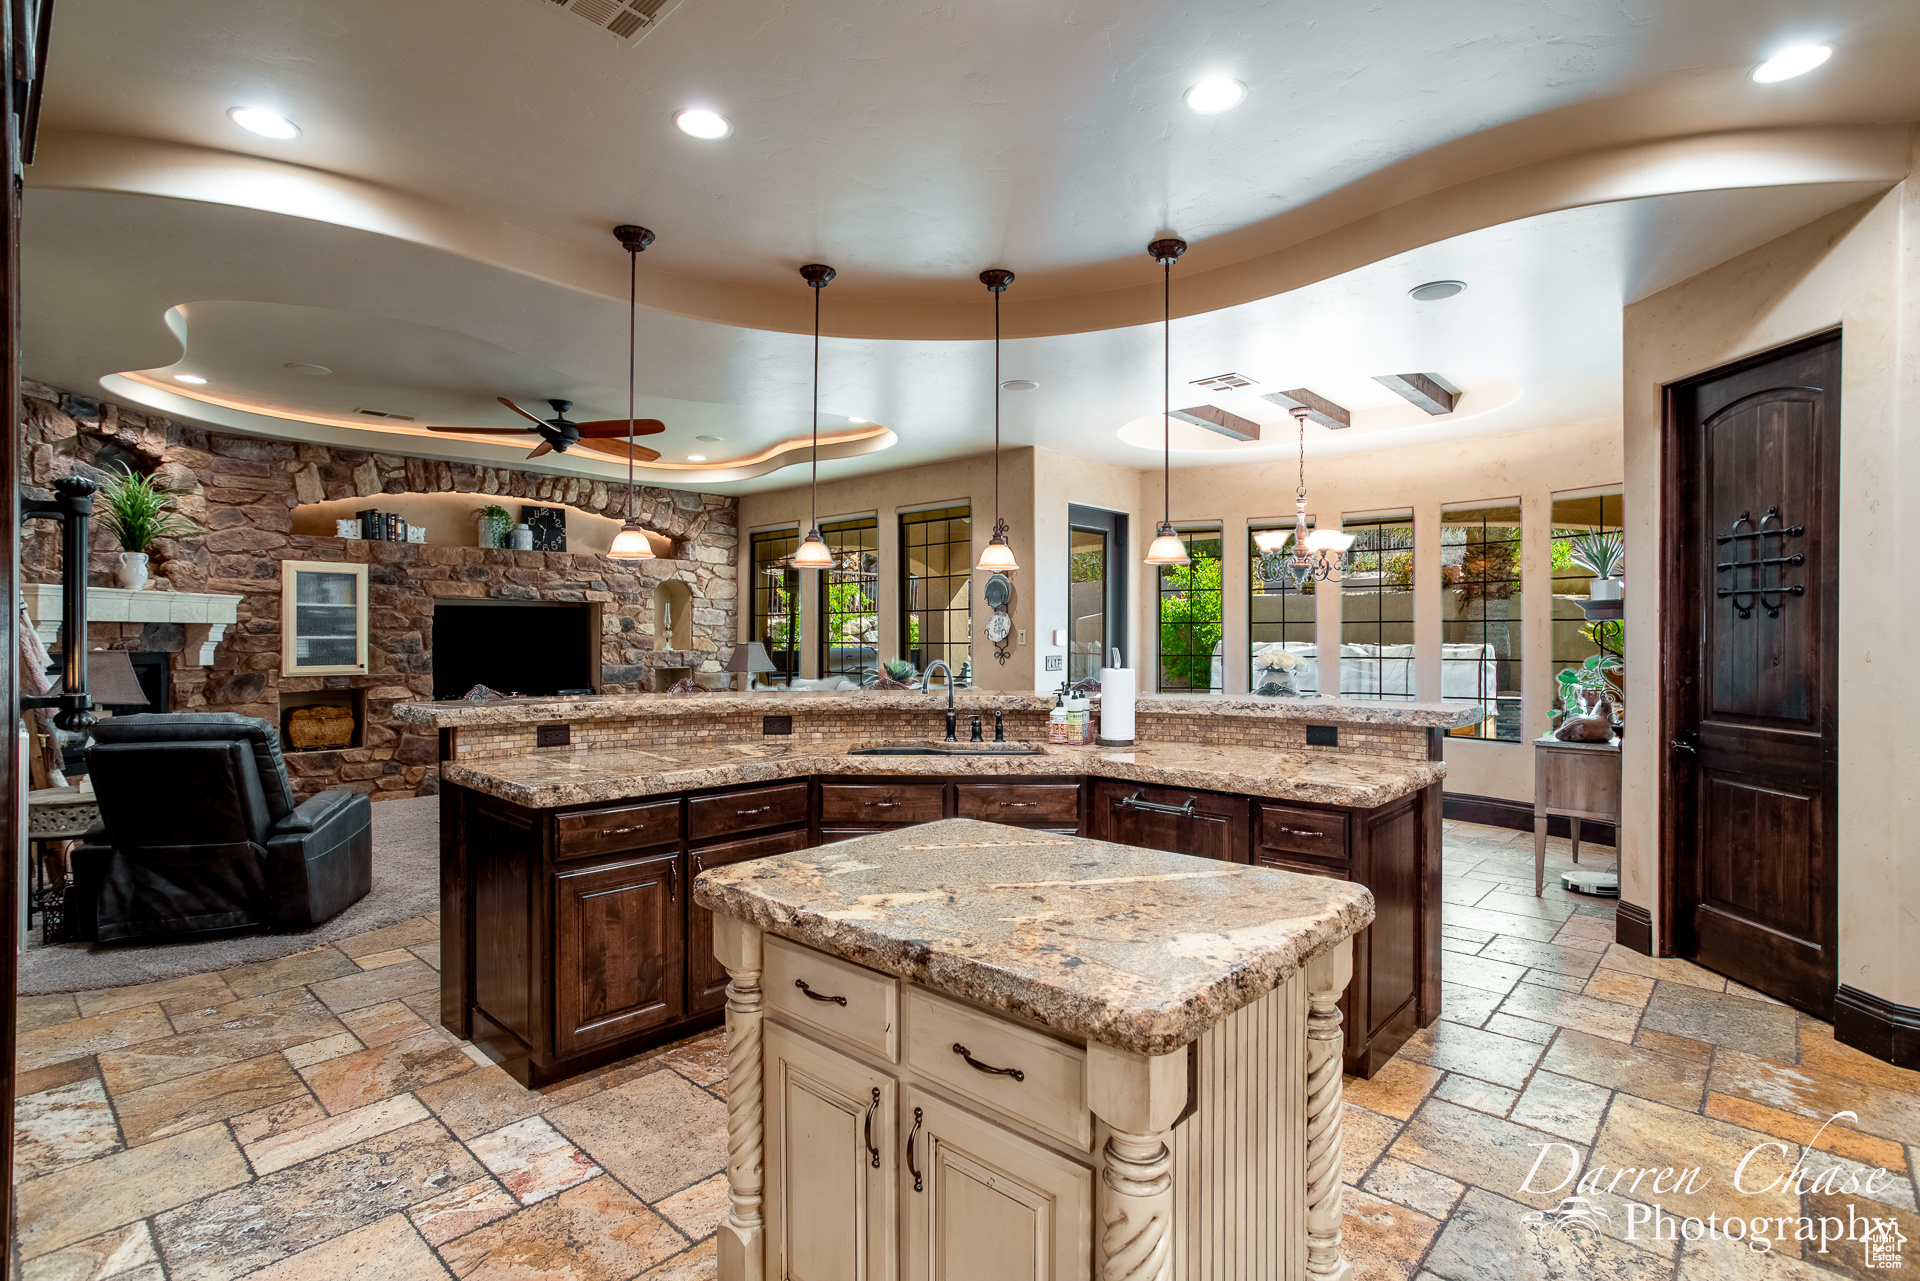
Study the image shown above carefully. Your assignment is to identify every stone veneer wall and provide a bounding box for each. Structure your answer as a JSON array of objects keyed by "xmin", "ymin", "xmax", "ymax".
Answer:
[{"xmin": 18, "ymin": 382, "xmax": 739, "ymax": 800}]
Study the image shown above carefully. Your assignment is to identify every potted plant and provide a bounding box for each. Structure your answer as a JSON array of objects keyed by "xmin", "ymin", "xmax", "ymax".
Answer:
[
  {"xmin": 475, "ymin": 504, "xmax": 513, "ymax": 549},
  {"xmin": 94, "ymin": 467, "xmax": 197, "ymax": 589},
  {"xmin": 1568, "ymin": 531, "xmax": 1624, "ymax": 600},
  {"xmin": 865, "ymin": 659, "xmax": 917, "ymax": 690}
]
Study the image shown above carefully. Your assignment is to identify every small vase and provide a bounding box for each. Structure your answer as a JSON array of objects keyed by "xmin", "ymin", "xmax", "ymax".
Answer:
[
  {"xmin": 116, "ymin": 552, "xmax": 150, "ymax": 590},
  {"xmin": 511, "ymin": 523, "xmax": 534, "ymax": 551}
]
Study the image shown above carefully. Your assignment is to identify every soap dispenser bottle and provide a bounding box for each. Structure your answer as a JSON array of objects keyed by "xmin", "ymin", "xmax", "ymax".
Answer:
[{"xmin": 1048, "ymin": 693, "xmax": 1069, "ymax": 745}]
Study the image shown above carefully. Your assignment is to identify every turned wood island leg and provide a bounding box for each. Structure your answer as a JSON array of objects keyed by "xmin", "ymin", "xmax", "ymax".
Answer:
[
  {"xmin": 1088, "ymin": 1039, "xmax": 1188, "ymax": 1281},
  {"xmin": 714, "ymin": 915, "xmax": 766, "ymax": 1281},
  {"xmin": 1305, "ymin": 940, "xmax": 1355, "ymax": 1281}
]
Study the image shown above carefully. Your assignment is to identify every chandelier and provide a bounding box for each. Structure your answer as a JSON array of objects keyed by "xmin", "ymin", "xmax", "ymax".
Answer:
[{"xmin": 1254, "ymin": 406, "xmax": 1352, "ymax": 585}]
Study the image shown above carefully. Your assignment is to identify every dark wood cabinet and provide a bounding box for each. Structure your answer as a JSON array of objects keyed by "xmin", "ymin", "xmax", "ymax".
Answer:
[
  {"xmin": 444, "ymin": 770, "xmax": 1438, "ymax": 1084},
  {"xmin": 553, "ymin": 850, "xmax": 685, "ymax": 1055},
  {"xmin": 688, "ymin": 827, "xmax": 812, "ymax": 1013},
  {"xmin": 1088, "ymin": 780, "xmax": 1249, "ymax": 864}
]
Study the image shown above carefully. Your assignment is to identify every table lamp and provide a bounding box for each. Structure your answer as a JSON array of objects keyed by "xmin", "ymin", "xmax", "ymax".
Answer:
[{"xmin": 723, "ymin": 641, "xmax": 779, "ymax": 692}]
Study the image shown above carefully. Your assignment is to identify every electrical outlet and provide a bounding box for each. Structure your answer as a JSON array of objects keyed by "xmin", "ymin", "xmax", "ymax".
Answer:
[
  {"xmin": 1044, "ymin": 654, "xmax": 1063, "ymax": 672},
  {"xmin": 536, "ymin": 723, "xmax": 570, "ymax": 747},
  {"xmin": 1305, "ymin": 724, "xmax": 1339, "ymax": 747},
  {"xmin": 1018, "ymin": 629, "xmax": 1027, "ymax": 645},
  {"xmin": 762, "ymin": 715, "xmax": 793, "ymax": 736}
]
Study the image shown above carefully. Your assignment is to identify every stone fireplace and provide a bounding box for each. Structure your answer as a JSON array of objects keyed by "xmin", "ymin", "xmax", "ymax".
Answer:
[{"xmin": 19, "ymin": 382, "xmax": 741, "ymax": 800}]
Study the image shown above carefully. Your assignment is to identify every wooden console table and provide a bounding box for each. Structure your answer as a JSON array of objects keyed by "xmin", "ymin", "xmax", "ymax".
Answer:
[{"xmin": 1533, "ymin": 735, "xmax": 1621, "ymax": 896}]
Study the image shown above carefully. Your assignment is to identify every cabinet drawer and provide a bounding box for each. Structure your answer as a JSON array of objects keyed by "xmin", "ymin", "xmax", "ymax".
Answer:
[
  {"xmin": 1253, "ymin": 851, "xmax": 1350, "ymax": 881},
  {"xmin": 689, "ymin": 824, "xmax": 811, "ymax": 876},
  {"xmin": 554, "ymin": 799, "xmax": 682, "ymax": 862},
  {"xmin": 1257, "ymin": 803, "xmax": 1350, "ymax": 863},
  {"xmin": 687, "ymin": 828, "xmax": 813, "ymax": 1015},
  {"xmin": 688, "ymin": 781, "xmax": 810, "ymax": 843},
  {"xmin": 765, "ymin": 935, "xmax": 900, "ymax": 1061},
  {"xmin": 904, "ymin": 987, "xmax": 1089, "ymax": 1150},
  {"xmin": 955, "ymin": 783, "xmax": 1080, "ymax": 826},
  {"xmin": 818, "ymin": 782, "xmax": 946, "ymax": 825}
]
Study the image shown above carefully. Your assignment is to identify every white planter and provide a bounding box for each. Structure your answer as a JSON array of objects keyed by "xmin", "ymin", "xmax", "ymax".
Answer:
[
  {"xmin": 115, "ymin": 552, "xmax": 150, "ymax": 590},
  {"xmin": 1588, "ymin": 577, "xmax": 1623, "ymax": 601}
]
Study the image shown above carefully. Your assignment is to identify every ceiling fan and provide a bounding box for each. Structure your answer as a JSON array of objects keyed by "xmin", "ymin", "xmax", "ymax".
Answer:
[{"xmin": 426, "ymin": 398, "xmax": 667, "ymax": 461}]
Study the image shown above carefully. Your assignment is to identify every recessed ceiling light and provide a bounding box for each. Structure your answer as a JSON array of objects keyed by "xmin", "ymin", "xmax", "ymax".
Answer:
[
  {"xmin": 687, "ymin": 454, "xmax": 707, "ymax": 462},
  {"xmin": 1751, "ymin": 44, "xmax": 1832, "ymax": 83},
  {"xmin": 674, "ymin": 108, "xmax": 732, "ymax": 140},
  {"xmin": 695, "ymin": 434, "xmax": 722, "ymax": 442},
  {"xmin": 847, "ymin": 416, "xmax": 868, "ymax": 424},
  {"xmin": 1001, "ymin": 379, "xmax": 1039, "ymax": 392},
  {"xmin": 173, "ymin": 373, "xmax": 208, "ymax": 384},
  {"xmin": 283, "ymin": 362, "xmax": 332, "ymax": 376},
  {"xmin": 1409, "ymin": 280, "xmax": 1466, "ymax": 301},
  {"xmin": 1184, "ymin": 76, "xmax": 1247, "ymax": 115},
  {"xmin": 228, "ymin": 107, "xmax": 300, "ymax": 140}
]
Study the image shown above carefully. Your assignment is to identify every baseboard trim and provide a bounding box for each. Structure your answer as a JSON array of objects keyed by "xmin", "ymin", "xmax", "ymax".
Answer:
[
  {"xmin": 1833, "ymin": 985, "xmax": 1920, "ymax": 1070},
  {"xmin": 1443, "ymin": 791, "xmax": 1618, "ymax": 846},
  {"xmin": 1614, "ymin": 901, "xmax": 1653, "ymax": 955}
]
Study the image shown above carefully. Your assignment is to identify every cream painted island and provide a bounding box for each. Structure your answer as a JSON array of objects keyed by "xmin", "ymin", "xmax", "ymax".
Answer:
[{"xmin": 693, "ymin": 818, "xmax": 1374, "ymax": 1281}]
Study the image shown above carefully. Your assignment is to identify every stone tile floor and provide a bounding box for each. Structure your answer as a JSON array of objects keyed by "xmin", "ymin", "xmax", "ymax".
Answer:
[{"xmin": 11, "ymin": 821, "xmax": 1920, "ymax": 1279}]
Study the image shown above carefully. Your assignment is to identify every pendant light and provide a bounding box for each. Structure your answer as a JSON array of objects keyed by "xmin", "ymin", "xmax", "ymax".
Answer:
[
  {"xmin": 975, "ymin": 268, "xmax": 1019, "ymax": 572},
  {"xmin": 1281, "ymin": 405, "xmax": 1354, "ymax": 586},
  {"xmin": 789, "ymin": 263, "xmax": 838, "ymax": 570},
  {"xmin": 607, "ymin": 224, "xmax": 658, "ymax": 560},
  {"xmin": 1143, "ymin": 237, "xmax": 1191, "ymax": 566}
]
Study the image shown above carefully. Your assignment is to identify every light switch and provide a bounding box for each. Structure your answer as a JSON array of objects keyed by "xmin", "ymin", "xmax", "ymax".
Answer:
[{"xmin": 1051, "ymin": 629, "xmax": 1066, "ymax": 645}]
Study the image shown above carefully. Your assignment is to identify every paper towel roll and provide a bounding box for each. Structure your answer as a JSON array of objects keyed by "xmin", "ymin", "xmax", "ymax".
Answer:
[{"xmin": 1098, "ymin": 666, "xmax": 1136, "ymax": 745}]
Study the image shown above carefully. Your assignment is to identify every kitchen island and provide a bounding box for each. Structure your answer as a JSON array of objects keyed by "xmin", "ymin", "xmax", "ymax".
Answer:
[
  {"xmin": 397, "ymin": 690, "xmax": 1473, "ymax": 1086},
  {"xmin": 694, "ymin": 818, "xmax": 1374, "ymax": 1281}
]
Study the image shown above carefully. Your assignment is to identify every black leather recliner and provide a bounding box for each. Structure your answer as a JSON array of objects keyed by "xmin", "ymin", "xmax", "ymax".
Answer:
[{"xmin": 69, "ymin": 713, "xmax": 373, "ymax": 943}]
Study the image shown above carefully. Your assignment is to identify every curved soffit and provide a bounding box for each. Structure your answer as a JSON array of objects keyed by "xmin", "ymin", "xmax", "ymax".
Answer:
[{"xmin": 27, "ymin": 124, "xmax": 1912, "ymax": 341}]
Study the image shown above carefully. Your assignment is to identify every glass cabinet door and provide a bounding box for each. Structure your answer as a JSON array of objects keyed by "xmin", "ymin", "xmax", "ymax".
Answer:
[{"xmin": 282, "ymin": 561, "xmax": 369, "ymax": 675}]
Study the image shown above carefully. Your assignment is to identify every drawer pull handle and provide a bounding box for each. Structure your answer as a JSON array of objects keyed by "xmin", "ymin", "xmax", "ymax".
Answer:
[
  {"xmin": 794, "ymin": 979, "xmax": 847, "ymax": 1007},
  {"xmin": 600, "ymin": 824, "xmax": 646, "ymax": 837},
  {"xmin": 907, "ymin": 1107, "xmax": 923, "ymax": 1192},
  {"xmin": 999, "ymin": 801, "xmax": 1037, "ymax": 808},
  {"xmin": 865, "ymin": 800, "xmax": 901, "ymax": 808},
  {"xmin": 952, "ymin": 1042, "xmax": 1025, "ymax": 1082},
  {"xmin": 735, "ymin": 805, "xmax": 772, "ymax": 815},
  {"xmin": 863, "ymin": 1088, "xmax": 881, "ymax": 1168},
  {"xmin": 1116, "ymin": 791, "xmax": 1226, "ymax": 823},
  {"xmin": 1278, "ymin": 826, "xmax": 1326, "ymax": 839}
]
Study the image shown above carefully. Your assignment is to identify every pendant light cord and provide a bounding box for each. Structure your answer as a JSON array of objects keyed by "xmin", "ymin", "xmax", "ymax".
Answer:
[
  {"xmin": 625, "ymin": 246, "xmax": 636, "ymax": 522},
  {"xmin": 994, "ymin": 286, "xmax": 1001, "ymax": 531},
  {"xmin": 1163, "ymin": 258, "xmax": 1171, "ymax": 527},
  {"xmin": 811, "ymin": 282, "xmax": 820, "ymax": 535}
]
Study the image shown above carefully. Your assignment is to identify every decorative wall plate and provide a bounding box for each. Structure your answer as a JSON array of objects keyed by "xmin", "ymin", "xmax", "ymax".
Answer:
[{"xmin": 984, "ymin": 572, "xmax": 1014, "ymax": 664}]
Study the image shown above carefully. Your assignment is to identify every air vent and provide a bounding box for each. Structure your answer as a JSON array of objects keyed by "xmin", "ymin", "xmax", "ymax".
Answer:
[
  {"xmin": 353, "ymin": 408, "xmax": 416, "ymax": 422},
  {"xmin": 544, "ymin": 0, "xmax": 686, "ymax": 42},
  {"xmin": 1190, "ymin": 372, "xmax": 1258, "ymax": 392}
]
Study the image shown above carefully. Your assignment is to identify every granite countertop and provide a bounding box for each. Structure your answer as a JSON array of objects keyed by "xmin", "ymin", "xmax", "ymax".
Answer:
[
  {"xmin": 438, "ymin": 739, "xmax": 1445, "ymax": 810},
  {"xmin": 395, "ymin": 689, "xmax": 1482, "ymax": 730},
  {"xmin": 692, "ymin": 818, "xmax": 1375, "ymax": 1054}
]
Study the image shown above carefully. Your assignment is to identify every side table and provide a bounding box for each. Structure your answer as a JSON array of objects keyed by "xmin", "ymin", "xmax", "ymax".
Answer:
[
  {"xmin": 28, "ymin": 785, "xmax": 100, "ymax": 939},
  {"xmin": 1533, "ymin": 735, "xmax": 1621, "ymax": 896}
]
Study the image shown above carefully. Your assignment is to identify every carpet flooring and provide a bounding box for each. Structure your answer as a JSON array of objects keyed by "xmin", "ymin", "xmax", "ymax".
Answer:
[{"xmin": 19, "ymin": 794, "xmax": 440, "ymax": 996}]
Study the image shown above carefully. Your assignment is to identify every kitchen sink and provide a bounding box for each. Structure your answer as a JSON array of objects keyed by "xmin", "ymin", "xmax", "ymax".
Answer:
[{"xmin": 847, "ymin": 741, "xmax": 1046, "ymax": 756}]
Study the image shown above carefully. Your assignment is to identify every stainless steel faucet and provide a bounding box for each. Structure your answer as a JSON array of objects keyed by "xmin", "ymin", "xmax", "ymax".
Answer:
[{"xmin": 919, "ymin": 660, "xmax": 958, "ymax": 740}]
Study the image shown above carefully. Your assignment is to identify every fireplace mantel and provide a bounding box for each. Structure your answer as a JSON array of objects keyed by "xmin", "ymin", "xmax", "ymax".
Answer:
[{"xmin": 22, "ymin": 582, "xmax": 243, "ymax": 666}]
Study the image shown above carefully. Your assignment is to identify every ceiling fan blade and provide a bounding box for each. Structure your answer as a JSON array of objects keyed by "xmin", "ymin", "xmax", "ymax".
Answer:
[
  {"xmin": 573, "ymin": 437, "xmax": 664, "ymax": 463},
  {"xmin": 425, "ymin": 426, "xmax": 536, "ymax": 434},
  {"xmin": 526, "ymin": 441, "xmax": 555, "ymax": 459},
  {"xmin": 497, "ymin": 397, "xmax": 554, "ymax": 428},
  {"xmin": 571, "ymin": 418, "xmax": 668, "ymax": 438}
]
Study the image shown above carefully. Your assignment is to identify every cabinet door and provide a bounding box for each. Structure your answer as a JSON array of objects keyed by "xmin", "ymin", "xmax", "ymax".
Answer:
[
  {"xmin": 552, "ymin": 850, "xmax": 684, "ymax": 1056},
  {"xmin": 902, "ymin": 1088, "xmax": 1092, "ymax": 1281},
  {"xmin": 687, "ymin": 827, "xmax": 811, "ymax": 1014},
  {"xmin": 1088, "ymin": 780, "xmax": 1248, "ymax": 863},
  {"xmin": 766, "ymin": 1024, "xmax": 897, "ymax": 1281}
]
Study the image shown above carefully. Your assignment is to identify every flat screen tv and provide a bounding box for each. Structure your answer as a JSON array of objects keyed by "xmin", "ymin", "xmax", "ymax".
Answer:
[{"xmin": 432, "ymin": 600, "xmax": 597, "ymax": 700}]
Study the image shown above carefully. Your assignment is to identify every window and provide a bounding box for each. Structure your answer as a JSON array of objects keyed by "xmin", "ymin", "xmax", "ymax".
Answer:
[
  {"xmin": 900, "ymin": 505, "xmax": 971, "ymax": 682},
  {"xmin": 819, "ymin": 516, "xmax": 879, "ymax": 680},
  {"xmin": 750, "ymin": 527, "xmax": 799, "ymax": 686},
  {"xmin": 1551, "ymin": 490, "xmax": 1624, "ymax": 708},
  {"xmin": 1248, "ymin": 523, "xmax": 1317, "ymax": 695},
  {"xmin": 1441, "ymin": 503, "xmax": 1522, "ymax": 740},
  {"xmin": 1340, "ymin": 513, "xmax": 1415, "ymax": 700},
  {"xmin": 1156, "ymin": 526, "xmax": 1223, "ymax": 693}
]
